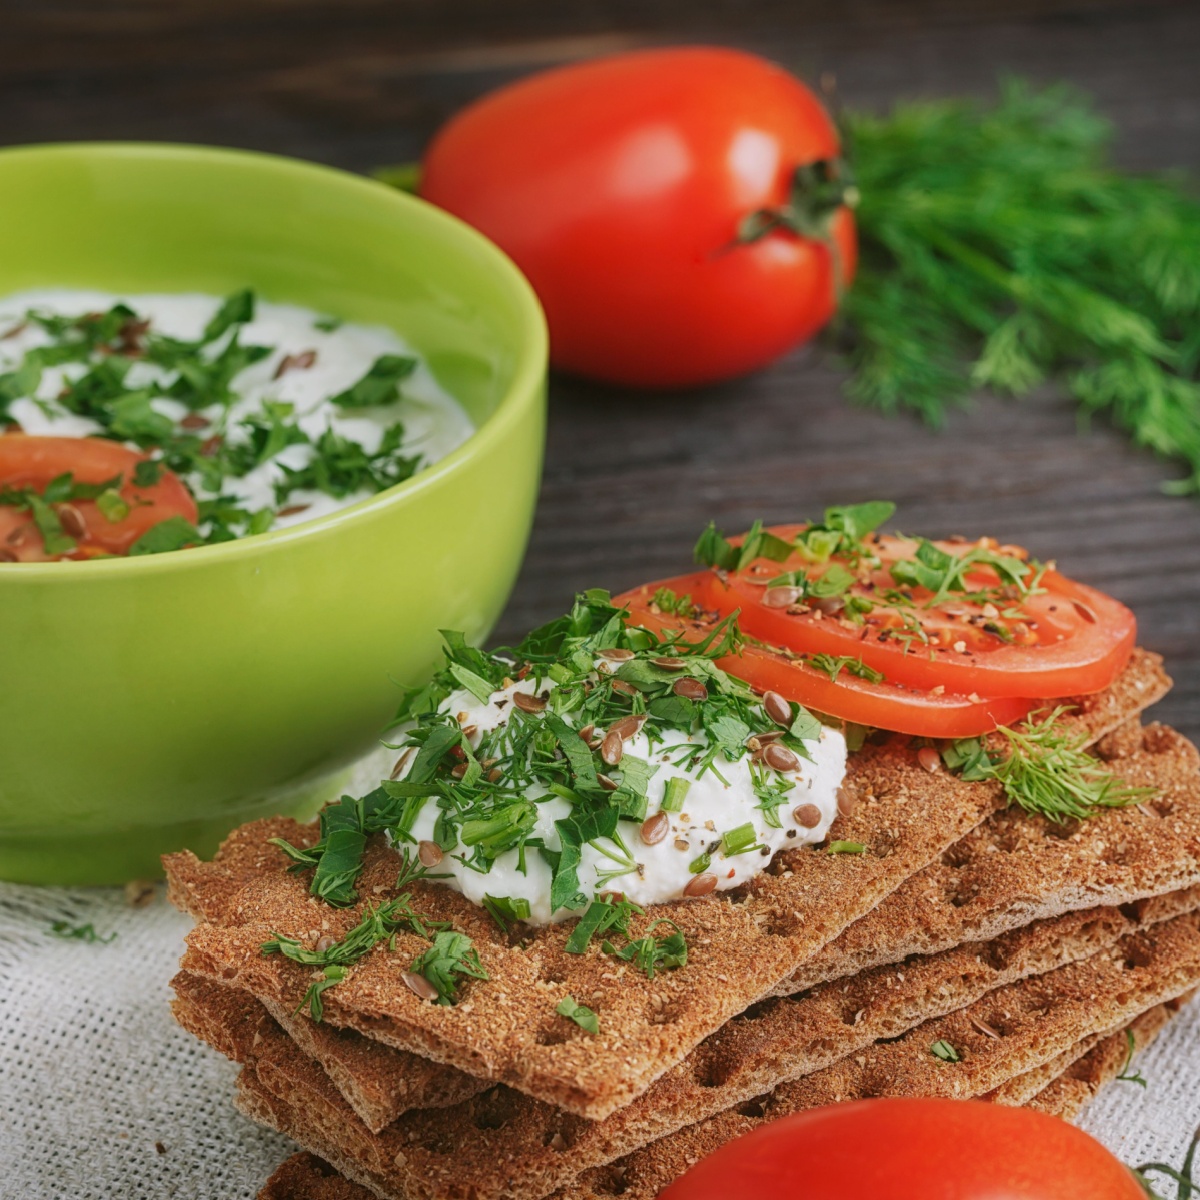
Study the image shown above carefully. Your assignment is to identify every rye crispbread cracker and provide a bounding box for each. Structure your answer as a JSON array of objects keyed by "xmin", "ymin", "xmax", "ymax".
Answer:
[
  {"xmin": 170, "ymin": 972, "xmax": 484, "ymax": 1132},
  {"xmin": 228, "ymin": 911, "xmax": 1200, "ymax": 1200},
  {"xmin": 551, "ymin": 918, "xmax": 1200, "ymax": 1200},
  {"xmin": 204, "ymin": 717, "xmax": 1200, "ymax": 1152},
  {"xmin": 989, "ymin": 991, "xmax": 1187, "ymax": 1109},
  {"xmin": 259, "ymin": 1154, "xmax": 371, "ymax": 1200},
  {"xmin": 252, "ymin": 1001, "xmax": 1185, "ymax": 1200},
  {"xmin": 252, "ymin": 996, "xmax": 1184, "ymax": 1200},
  {"xmin": 165, "ymin": 652, "xmax": 1165, "ymax": 1120},
  {"xmin": 173, "ymin": 880, "xmax": 1200, "ymax": 1200},
  {"xmin": 781, "ymin": 716, "xmax": 1200, "ymax": 994}
]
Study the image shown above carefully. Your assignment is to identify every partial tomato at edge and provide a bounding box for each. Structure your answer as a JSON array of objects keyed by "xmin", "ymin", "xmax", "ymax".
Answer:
[
  {"xmin": 616, "ymin": 574, "xmax": 1034, "ymax": 739},
  {"xmin": 0, "ymin": 435, "xmax": 198, "ymax": 560},
  {"xmin": 658, "ymin": 1098, "xmax": 1146, "ymax": 1200},
  {"xmin": 420, "ymin": 46, "xmax": 856, "ymax": 388}
]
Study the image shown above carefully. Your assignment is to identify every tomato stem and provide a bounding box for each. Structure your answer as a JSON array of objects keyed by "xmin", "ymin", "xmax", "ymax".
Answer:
[{"xmin": 737, "ymin": 157, "xmax": 857, "ymax": 297}]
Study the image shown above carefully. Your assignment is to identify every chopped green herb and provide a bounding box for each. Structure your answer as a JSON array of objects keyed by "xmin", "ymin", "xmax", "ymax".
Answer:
[
  {"xmin": 827, "ymin": 840, "xmax": 867, "ymax": 854},
  {"xmin": 0, "ymin": 291, "xmax": 431, "ymax": 548},
  {"xmin": 1116, "ymin": 1028, "xmax": 1148, "ymax": 1087},
  {"xmin": 651, "ymin": 587, "xmax": 697, "ymax": 618},
  {"xmin": 940, "ymin": 708, "xmax": 1154, "ymax": 822},
  {"xmin": 809, "ymin": 654, "xmax": 885, "ymax": 685},
  {"xmin": 330, "ymin": 354, "xmax": 417, "ymax": 408},
  {"xmin": 128, "ymin": 515, "xmax": 201, "ymax": 556},
  {"xmin": 481, "ymin": 894, "xmax": 532, "ymax": 932},
  {"xmin": 408, "ymin": 930, "xmax": 489, "ymax": 1006},
  {"xmin": 720, "ymin": 822, "xmax": 761, "ymax": 857},
  {"xmin": 930, "ymin": 1039, "xmax": 962, "ymax": 1062},
  {"xmin": 603, "ymin": 919, "xmax": 688, "ymax": 980},
  {"xmin": 564, "ymin": 895, "xmax": 644, "ymax": 955},
  {"xmin": 556, "ymin": 995, "xmax": 600, "ymax": 1035},
  {"xmin": 47, "ymin": 920, "xmax": 117, "ymax": 944},
  {"xmin": 660, "ymin": 776, "xmax": 691, "ymax": 813},
  {"xmin": 688, "ymin": 851, "xmax": 712, "ymax": 874},
  {"xmin": 297, "ymin": 965, "xmax": 346, "ymax": 1022},
  {"xmin": 96, "ymin": 488, "xmax": 130, "ymax": 523}
]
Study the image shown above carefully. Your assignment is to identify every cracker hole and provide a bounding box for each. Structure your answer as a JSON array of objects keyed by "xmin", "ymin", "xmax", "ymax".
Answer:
[
  {"xmin": 471, "ymin": 1089, "xmax": 514, "ymax": 1132},
  {"xmin": 543, "ymin": 1124, "xmax": 579, "ymax": 1151},
  {"xmin": 980, "ymin": 942, "xmax": 1011, "ymax": 971},
  {"xmin": 736, "ymin": 1096, "xmax": 770, "ymax": 1119},
  {"xmin": 693, "ymin": 1054, "xmax": 731, "ymax": 1089},
  {"xmin": 591, "ymin": 1165, "xmax": 628, "ymax": 1196},
  {"xmin": 416, "ymin": 1130, "xmax": 458, "ymax": 1156},
  {"xmin": 734, "ymin": 999, "xmax": 776, "ymax": 1023},
  {"xmin": 536, "ymin": 1025, "xmax": 572, "ymax": 1047}
]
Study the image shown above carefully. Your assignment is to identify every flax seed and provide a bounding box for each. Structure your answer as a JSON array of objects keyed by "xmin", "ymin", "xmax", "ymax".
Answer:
[
  {"xmin": 640, "ymin": 812, "xmax": 669, "ymax": 845},
  {"xmin": 917, "ymin": 747, "xmax": 942, "ymax": 773},
  {"xmin": 418, "ymin": 841, "xmax": 444, "ymax": 868},
  {"xmin": 402, "ymin": 971, "xmax": 440, "ymax": 1002},
  {"xmin": 762, "ymin": 690, "xmax": 792, "ymax": 727}
]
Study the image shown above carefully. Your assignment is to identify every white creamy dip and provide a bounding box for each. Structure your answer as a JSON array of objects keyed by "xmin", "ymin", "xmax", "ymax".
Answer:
[
  {"xmin": 394, "ymin": 674, "xmax": 848, "ymax": 925},
  {"xmin": 0, "ymin": 289, "xmax": 473, "ymax": 531}
]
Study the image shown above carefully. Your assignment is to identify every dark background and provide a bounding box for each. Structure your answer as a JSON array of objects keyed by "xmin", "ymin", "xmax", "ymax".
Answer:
[{"xmin": 4, "ymin": 0, "xmax": 1199, "ymax": 734}]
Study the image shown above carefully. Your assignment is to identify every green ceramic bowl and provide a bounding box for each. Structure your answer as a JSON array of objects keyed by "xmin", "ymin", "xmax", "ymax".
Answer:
[{"xmin": 0, "ymin": 143, "xmax": 547, "ymax": 885}]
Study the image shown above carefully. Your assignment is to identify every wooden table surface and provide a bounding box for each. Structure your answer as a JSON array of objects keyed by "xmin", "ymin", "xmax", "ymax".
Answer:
[{"xmin": 5, "ymin": 0, "xmax": 1199, "ymax": 736}]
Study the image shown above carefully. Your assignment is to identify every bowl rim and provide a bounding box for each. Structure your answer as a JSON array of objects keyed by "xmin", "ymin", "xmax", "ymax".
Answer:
[{"xmin": 0, "ymin": 140, "xmax": 548, "ymax": 578}]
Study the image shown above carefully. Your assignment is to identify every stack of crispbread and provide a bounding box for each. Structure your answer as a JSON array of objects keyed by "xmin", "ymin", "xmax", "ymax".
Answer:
[{"xmin": 163, "ymin": 649, "xmax": 1200, "ymax": 1199}]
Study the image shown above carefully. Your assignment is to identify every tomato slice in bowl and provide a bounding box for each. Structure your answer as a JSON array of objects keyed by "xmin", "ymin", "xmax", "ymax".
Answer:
[
  {"xmin": 0, "ymin": 435, "xmax": 198, "ymax": 561},
  {"xmin": 614, "ymin": 573, "xmax": 1034, "ymax": 738},
  {"xmin": 706, "ymin": 525, "xmax": 1136, "ymax": 700}
]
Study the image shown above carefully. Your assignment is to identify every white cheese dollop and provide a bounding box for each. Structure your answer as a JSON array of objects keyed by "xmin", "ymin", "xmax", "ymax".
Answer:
[
  {"xmin": 395, "ymin": 676, "xmax": 848, "ymax": 926},
  {"xmin": 0, "ymin": 288, "xmax": 473, "ymax": 530}
]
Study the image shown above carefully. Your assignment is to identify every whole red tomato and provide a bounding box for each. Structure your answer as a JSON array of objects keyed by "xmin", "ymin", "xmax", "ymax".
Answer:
[
  {"xmin": 420, "ymin": 47, "xmax": 856, "ymax": 389},
  {"xmin": 658, "ymin": 1099, "xmax": 1145, "ymax": 1200}
]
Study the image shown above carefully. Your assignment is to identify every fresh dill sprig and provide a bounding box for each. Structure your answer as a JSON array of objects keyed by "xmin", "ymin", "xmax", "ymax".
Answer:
[
  {"xmin": 1116, "ymin": 1027, "xmax": 1148, "ymax": 1088},
  {"xmin": 941, "ymin": 706, "xmax": 1153, "ymax": 822},
  {"xmin": 842, "ymin": 80, "xmax": 1200, "ymax": 495}
]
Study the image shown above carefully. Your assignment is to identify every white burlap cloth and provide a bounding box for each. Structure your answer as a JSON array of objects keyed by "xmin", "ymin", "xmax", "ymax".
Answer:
[{"xmin": 2, "ymin": 746, "xmax": 1198, "ymax": 1197}]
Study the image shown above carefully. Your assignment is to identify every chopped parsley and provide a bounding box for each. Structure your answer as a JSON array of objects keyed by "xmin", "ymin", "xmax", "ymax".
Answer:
[
  {"xmin": 930, "ymin": 1038, "xmax": 962, "ymax": 1062},
  {"xmin": 602, "ymin": 919, "xmax": 688, "ymax": 979},
  {"xmin": 409, "ymin": 930, "xmax": 489, "ymax": 1006},
  {"xmin": 262, "ymin": 852, "xmax": 456, "ymax": 1020},
  {"xmin": 556, "ymin": 995, "xmax": 600, "ymax": 1034}
]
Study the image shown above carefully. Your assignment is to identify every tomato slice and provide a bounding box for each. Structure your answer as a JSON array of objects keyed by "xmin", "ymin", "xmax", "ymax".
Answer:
[
  {"xmin": 707, "ymin": 526, "xmax": 1135, "ymax": 699},
  {"xmin": 0, "ymin": 435, "xmax": 198, "ymax": 561},
  {"xmin": 615, "ymin": 574, "xmax": 1034, "ymax": 738}
]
